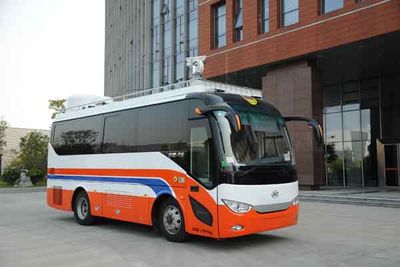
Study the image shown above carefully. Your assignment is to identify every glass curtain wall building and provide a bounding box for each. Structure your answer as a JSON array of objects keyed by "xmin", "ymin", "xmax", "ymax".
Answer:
[
  {"xmin": 324, "ymin": 74, "xmax": 400, "ymax": 187},
  {"xmin": 105, "ymin": 0, "xmax": 198, "ymax": 97},
  {"xmin": 151, "ymin": 0, "xmax": 198, "ymax": 87}
]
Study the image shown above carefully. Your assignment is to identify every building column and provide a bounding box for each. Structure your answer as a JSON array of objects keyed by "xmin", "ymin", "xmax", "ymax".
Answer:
[{"xmin": 262, "ymin": 60, "xmax": 325, "ymax": 188}]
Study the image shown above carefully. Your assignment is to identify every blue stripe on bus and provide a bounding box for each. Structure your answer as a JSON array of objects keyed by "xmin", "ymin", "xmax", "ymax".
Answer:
[{"xmin": 47, "ymin": 174, "xmax": 172, "ymax": 196}]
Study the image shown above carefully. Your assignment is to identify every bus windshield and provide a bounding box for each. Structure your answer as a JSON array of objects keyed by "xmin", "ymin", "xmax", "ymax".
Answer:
[{"xmin": 214, "ymin": 104, "xmax": 293, "ymax": 167}]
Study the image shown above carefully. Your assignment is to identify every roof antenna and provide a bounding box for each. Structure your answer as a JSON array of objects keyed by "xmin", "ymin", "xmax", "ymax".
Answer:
[{"xmin": 186, "ymin": 56, "xmax": 206, "ymax": 78}]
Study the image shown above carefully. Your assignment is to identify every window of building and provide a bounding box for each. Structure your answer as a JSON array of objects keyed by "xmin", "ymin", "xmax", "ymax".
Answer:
[
  {"xmin": 323, "ymin": 78, "xmax": 381, "ymax": 187},
  {"xmin": 175, "ymin": 0, "xmax": 185, "ymax": 82},
  {"xmin": 187, "ymin": 0, "xmax": 198, "ymax": 78},
  {"xmin": 234, "ymin": 0, "xmax": 243, "ymax": 42},
  {"xmin": 187, "ymin": 0, "xmax": 198, "ymax": 57},
  {"xmin": 161, "ymin": 0, "xmax": 173, "ymax": 85},
  {"xmin": 151, "ymin": 0, "xmax": 161, "ymax": 87},
  {"xmin": 214, "ymin": 2, "xmax": 226, "ymax": 48},
  {"xmin": 322, "ymin": 0, "xmax": 344, "ymax": 14},
  {"xmin": 281, "ymin": 0, "xmax": 299, "ymax": 27},
  {"xmin": 260, "ymin": 0, "xmax": 270, "ymax": 33}
]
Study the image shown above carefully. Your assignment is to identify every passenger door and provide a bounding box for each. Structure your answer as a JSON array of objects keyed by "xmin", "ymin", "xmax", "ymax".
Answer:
[{"xmin": 185, "ymin": 117, "xmax": 219, "ymax": 238}]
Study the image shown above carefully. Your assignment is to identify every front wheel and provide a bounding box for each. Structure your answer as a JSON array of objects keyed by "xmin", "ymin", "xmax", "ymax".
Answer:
[
  {"xmin": 158, "ymin": 198, "xmax": 187, "ymax": 242},
  {"xmin": 73, "ymin": 191, "xmax": 96, "ymax": 226}
]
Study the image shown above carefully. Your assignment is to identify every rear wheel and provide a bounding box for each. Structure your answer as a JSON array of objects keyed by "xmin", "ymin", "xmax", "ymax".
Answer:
[
  {"xmin": 158, "ymin": 198, "xmax": 187, "ymax": 242},
  {"xmin": 73, "ymin": 191, "xmax": 96, "ymax": 225}
]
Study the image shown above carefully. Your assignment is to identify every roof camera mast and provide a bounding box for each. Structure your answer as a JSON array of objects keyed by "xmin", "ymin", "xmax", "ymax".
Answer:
[{"xmin": 186, "ymin": 56, "xmax": 206, "ymax": 78}]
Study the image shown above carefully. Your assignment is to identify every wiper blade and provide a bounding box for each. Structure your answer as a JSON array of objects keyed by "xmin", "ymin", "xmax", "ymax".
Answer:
[{"xmin": 236, "ymin": 167, "xmax": 257, "ymax": 177}]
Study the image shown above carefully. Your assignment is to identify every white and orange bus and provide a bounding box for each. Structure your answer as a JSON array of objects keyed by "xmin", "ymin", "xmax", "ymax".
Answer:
[{"xmin": 47, "ymin": 78, "xmax": 322, "ymax": 242}]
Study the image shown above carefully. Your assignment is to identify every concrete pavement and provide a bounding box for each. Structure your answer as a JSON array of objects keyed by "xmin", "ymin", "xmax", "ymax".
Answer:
[
  {"xmin": 0, "ymin": 191, "xmax": 399, "ymax": 266},
  {"xmin": 300, "ymin": 188, "xmax": 400, "ymax": 208}
]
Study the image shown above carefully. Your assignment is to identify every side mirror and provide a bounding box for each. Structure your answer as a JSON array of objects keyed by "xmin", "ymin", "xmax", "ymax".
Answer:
[
  {"xmin": 284, "ymin": 116, "xmax": 324, "ymax": 146},
  {"xmin": 195, "ymin": 105, "xmax": 241, "ymax": 132}
]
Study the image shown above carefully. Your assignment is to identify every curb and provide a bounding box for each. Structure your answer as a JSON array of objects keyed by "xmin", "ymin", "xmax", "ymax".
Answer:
[
  {"xmin": 299, "ymin": 194, "xmax": 400, "ymax": 208},
  {"xmin": 0, "ymin": 187, "xmax": 46, "ymax": 194}
]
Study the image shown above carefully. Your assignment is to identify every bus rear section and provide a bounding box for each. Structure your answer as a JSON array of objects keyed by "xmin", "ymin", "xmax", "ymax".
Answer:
[{"xmin": 47, "ymin": 81, "xmax": 322, "ymax": 241}]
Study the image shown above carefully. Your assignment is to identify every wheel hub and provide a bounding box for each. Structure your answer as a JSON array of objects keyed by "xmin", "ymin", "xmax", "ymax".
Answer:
[{"xmin": 163, "ymin": 205, "xmax": 182, "ymax": 235}]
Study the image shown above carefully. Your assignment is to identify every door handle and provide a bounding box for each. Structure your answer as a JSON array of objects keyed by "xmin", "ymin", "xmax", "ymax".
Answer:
[{"xmin": 190, "ymin": 186, "xmax": 199, "ymax": 192}]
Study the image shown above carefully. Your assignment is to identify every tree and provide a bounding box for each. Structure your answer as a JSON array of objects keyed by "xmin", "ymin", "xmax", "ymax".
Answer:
[
  {"xmin": 18, "ymin": 131, "xmax": 49, "ymax": 183},
  {"xmin": 0, "ymin": 131, "xmax": 49, "ymax": 185},
  {"xmin": 0, "ymin": 119, "xmax": 8, "ymax": 173},
  {"xmin": 49, "ymin": 99, "xmax": 66, "ymax": 119}
]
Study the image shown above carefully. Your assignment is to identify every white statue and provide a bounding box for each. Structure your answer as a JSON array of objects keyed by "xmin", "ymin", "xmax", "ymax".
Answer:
[{"xmin": 17, "ymin": 169, "xmax": 33, "ymax": 187}]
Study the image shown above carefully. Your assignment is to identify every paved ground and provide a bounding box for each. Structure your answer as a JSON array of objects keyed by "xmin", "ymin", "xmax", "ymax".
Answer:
[
  {"xmin": 0, "ymin": 191, "xmax": 399, "ymax": 267},
  {"xmin": 300, "ymin": 188, "xmax": 400, "ymax": 208}
]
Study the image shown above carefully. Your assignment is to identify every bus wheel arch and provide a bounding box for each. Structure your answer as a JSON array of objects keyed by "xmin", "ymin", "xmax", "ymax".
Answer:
[
  {"xmin": 71, "ymin": 187, "xmax": 96, "ymax": 225},
  {"xmin": 71, "ymin": 187, "xmax": 86, "ymax": 211},
  {"xmin": 151, "ymin": 194, "xmax": 188, "ymax": 242},
  {"xmin": 151, "ymin": 194, "xmax": 173, "ymax": 231}
]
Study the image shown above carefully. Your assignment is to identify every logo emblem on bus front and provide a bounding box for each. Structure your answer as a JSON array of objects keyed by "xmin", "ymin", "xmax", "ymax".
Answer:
[{"xmin": 271, "ymin": 190, "xmax": 279, "ymax": 199}]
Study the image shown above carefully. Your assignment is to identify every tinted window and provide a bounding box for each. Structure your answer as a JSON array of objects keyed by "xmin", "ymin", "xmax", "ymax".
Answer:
[
  {"xmin": 189, "ymin": 119, "xmax": 216, "ymax": 188},
  {"xmin": 136, "ymin": 101, "xmax": 188, "ymax": 168},
  {"xmin": 103, "ymin": 109, "xmax": 137, "ymax": 153},
  {"xmin": 53, "ymin": 115, "xmax": 103, "ymax": 155}
]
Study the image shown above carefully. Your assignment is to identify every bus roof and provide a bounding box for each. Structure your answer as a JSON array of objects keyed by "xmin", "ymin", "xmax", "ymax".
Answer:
[{"xmin": 55, "ymin": 79, "xmax": 262, "ymax": 122}]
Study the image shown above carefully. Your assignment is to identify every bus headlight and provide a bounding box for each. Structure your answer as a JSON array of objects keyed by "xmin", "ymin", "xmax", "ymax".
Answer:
[{"xmin": 222, "ymin": 199, "xmax": 252, "ymax": 213}]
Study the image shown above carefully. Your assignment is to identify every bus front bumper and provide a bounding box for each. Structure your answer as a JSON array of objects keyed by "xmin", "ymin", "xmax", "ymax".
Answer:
[{"xmin": 218, "ymin": 204, "xmax": 299, "ymax": 239}]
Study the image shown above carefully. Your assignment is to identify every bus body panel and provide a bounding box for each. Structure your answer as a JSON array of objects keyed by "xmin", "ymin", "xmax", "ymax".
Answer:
[
  {"xmin": 47, "ymin": 145, "xmax": 221, "ymax": 238},
  {"xmin": 215, "ymin": 182, "xmax": 299, "ymax": 238},
  {"xmin": 47, "ymin": 88, "xmax": 303, "ymax": 240}
]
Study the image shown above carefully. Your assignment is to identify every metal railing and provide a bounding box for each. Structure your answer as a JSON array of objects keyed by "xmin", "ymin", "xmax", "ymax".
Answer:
[{"xmin": 63, "ymin": 78, "xmax": 261, "ymax": 113}]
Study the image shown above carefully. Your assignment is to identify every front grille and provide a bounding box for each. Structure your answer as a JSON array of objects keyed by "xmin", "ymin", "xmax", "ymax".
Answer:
[{"xmin": 253, "ymin": 202, "xmax": 291, "ymax": 213}]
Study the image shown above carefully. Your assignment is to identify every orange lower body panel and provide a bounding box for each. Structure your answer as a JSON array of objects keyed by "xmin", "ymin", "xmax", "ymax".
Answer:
[
  {"xmin": 47, "ymin": 187, "xmax": 298, "ymax": 239},
  {"xmin": 218, "ymin": 204, "xmax": 299, "ymax": 238}
]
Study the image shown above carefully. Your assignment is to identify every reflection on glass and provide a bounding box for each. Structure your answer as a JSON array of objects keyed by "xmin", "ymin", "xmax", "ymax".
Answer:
[
  {"xmin": 326, "ymin": 142, "xmax": 343, "ymax": 186},
  {"xmin": 283, "ymin": 10, "xmax": 298, "ymax": 27},
  {"xmin": 361, "ymin": 109, "xmax": 371, "ymax": 140},
  {"xmin": 324, "ymin": 84, "xmax": 341, "ymax": 113},
  {"xmin": 190, "ymin": 126, "xmax": 213, "ymax": 187},
  {"xmin": 325, "ymin": 113, "xmax": 342, "ymax": 143},
  {"xmin": 343, "ymin": 110, "xmax": 361, "ymax": 141},
  {"xmin": 342, "ymin": 82, "xmax": 359, "ymax": 111},
  {"xmin": 323, "ymin": 0, "xmax": 344, "ymax": 14},
  {"xmin": 214, "ymin": 3, "xmax": 226, "ymax": 48},
  {"xmin": 344, "ymin": 141, "xmax": 362, "ymax": 186},
  {"xmin": 261, "ymin": 0, "xmax": 269, "ymax": 33},
  {"xmin": 361, "ymin": 79, "xmax": 379, "ymax": 109},
  {"xmin": 282, "ymin": 0, "xmax": 299, "ymax": 26},
  {"xmin": 362, "ymin": 140, "xmax": 377, "ymax": 187}
]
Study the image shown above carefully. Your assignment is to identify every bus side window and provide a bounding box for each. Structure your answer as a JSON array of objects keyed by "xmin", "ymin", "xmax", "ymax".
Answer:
[{"xmin": 189, "ymin": 119, "xmax": 215, "ymax": 188}]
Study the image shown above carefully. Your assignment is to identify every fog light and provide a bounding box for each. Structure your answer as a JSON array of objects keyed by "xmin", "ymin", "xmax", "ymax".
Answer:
[{"xmin": 232, "ymin": 225, "xmax": 244, "ymax": 231}]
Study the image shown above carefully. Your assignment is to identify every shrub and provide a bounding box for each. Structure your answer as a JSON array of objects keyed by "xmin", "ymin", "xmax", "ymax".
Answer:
[
  {"xmin": 1, "ymin": 165, "xmax": 20, "ymax": 185},
  {"xmin": 29, "ymin": 168, "xmax": 45, "ymax": 185}
]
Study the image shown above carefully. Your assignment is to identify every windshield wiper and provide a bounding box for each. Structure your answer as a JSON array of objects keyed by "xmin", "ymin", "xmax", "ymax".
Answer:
[{"xmin": 236, "ymin": 167, "xmax": 257, "ymax": 177}]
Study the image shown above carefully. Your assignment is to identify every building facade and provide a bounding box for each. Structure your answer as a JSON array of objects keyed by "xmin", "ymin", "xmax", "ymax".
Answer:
[
  {"xmin": 104, "ymin": 0, "xmax": 400, "ymax": 188},
  {"xmin": 0, "ymin": 128, "xmax": 49, "ymax": 175},
  {"xmin": 104, "ymin": 0, "xmax": 199, "ymax": 97}
]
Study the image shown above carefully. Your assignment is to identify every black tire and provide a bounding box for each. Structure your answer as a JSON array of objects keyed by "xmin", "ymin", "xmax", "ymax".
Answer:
[
  {"xmin": 158, "ymin": 198, "xmax": 188, "ymax": 242},
  {"xmin": 73, "ymin": 190, "xmax": 96, "ymax": 226}
]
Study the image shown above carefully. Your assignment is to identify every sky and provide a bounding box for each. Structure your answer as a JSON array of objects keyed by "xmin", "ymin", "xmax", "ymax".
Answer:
[{"xmin": 0, "ymin": 0, "xmax": 105, "ymax": 130}]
